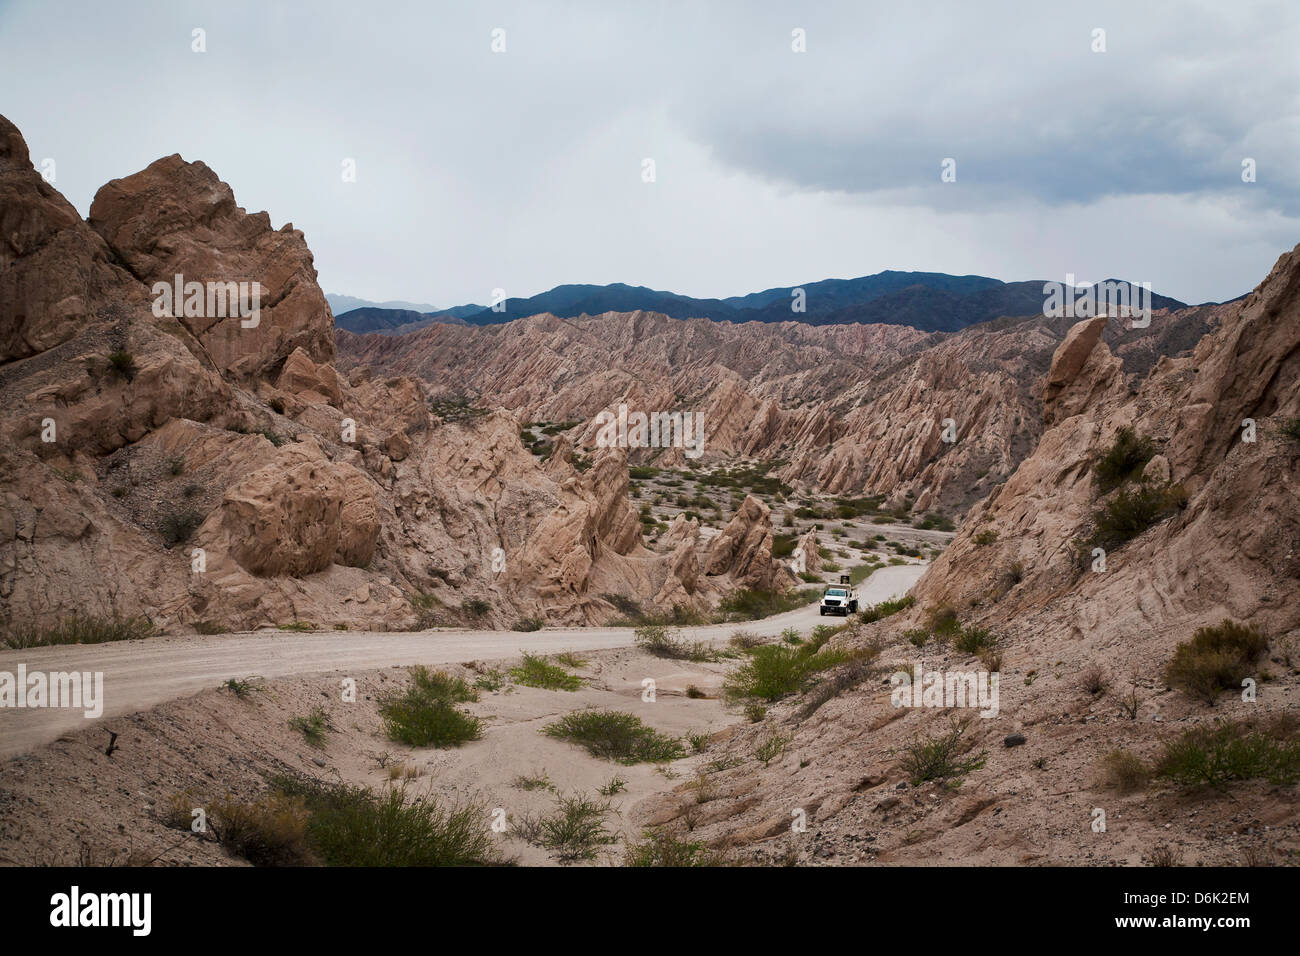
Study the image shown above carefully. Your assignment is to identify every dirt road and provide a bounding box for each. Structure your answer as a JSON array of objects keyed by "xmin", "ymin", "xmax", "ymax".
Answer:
[{"xmin": 0, "ymin": 564, "xmax": 923, "ymax": 759}]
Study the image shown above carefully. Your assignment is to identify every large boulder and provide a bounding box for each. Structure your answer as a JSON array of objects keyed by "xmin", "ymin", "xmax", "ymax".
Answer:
[{"xmin": 215, "ymin": 439, "xmax": 378, "ymax": 577}]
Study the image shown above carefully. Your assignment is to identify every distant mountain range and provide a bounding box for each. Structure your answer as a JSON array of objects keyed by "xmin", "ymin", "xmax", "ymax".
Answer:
[{"xmin": 330, "ymin": 271, "xmax": 1200, "ymax": 336}]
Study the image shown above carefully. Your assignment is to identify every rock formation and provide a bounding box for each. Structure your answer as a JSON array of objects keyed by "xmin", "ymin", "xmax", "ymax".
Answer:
[{"xmin": 0, "ymin": 115, "xmax": 770, "ymax": 634}]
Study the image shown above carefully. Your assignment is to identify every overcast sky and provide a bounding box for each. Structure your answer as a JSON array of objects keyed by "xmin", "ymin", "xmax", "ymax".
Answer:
[{"xmin": 3, "ymin": 0, "xmax": 1298, "ymax": 306}]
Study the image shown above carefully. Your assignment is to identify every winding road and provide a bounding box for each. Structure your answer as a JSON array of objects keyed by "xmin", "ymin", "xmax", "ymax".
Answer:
[{"xmin": 0, "ymin": 564, "xmax": 924, "ymax": 759}]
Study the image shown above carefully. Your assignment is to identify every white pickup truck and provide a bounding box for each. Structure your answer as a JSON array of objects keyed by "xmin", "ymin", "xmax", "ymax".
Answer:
[{"xmin": 819, "ymin": 582, "xmax": 858, "ymax": 616}]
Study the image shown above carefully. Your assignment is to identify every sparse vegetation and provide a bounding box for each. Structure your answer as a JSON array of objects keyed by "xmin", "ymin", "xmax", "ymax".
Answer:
[
  {"xmin": 1100, "ymin": 748, "xmax": 1148, "ymax": 793},
  {"xmin": 898, "ymin": 718, "xmax": 987, "ymax": 786},
  {"xmin": 0, "ymin": 613, "xmax": 155, "ymax": 649},
  {"xmin": 716, "ymin": 587, "xmax": 819, "ymax": 622},
  {"xmin": 210, "ymin": 791, "xmax": 314, "ymax": 866},
  {"xmin": 543, "ymin": 710, "xmax": 685, "ymax": 764},
  {"xmin": 723, "ymin": 629, "xmax": 860, "ymax": 703},
  {"xmin": 271, "ymin": 775, "xmax": 508, "ymax": 866},
  {"xmin": 510, "ymin": 652, "xmax": 583, "ymax": 691},
  {"xmin": 1165, "ymin": 619, "xmax": 1268, "ymax": 704},
  {"xmin": 159, "ymin": 507, "xmax": 202, "ymax": 546},
  {"xmin": 1078, "ymin": 481, "xmax": 1186, "ymax": 558},
  {"xmin": 461, "ymin": 598, "xmax": 490, "ymax": 617},
  {"xmin": 755, "ymin": 732, "xmax": 791, "ymax": 766},
  {"xmin": 1154, "ymin": 717, "xmax": 1300, "ymax": 787},
  {"xmin": 378, "ymin": 666, "xmax": 482, "ymax": 747},
  {"xmin": 623, "ymin": 829, "xmax": 727, "ymax": 867},
  {"xmin": 633, "ymin": 623, "xmax": 716, "ymax": 661},
  {"xmin": 106, "ymin": 349, "xmax": 137, "ymax": 380},
  {"xmin": 858, "ymin": 594, "xmax": 914, "ymax": 623},
  {"xmin": 288, "ymin": 707, "xmax": 332, "ymax": 747},
  {"xmin": 1095, "ymin": 426, "xmax": 1156, "ymax": 493},
  {"xmin": 513, "ymin": 616, "xmax": 545, "ymax": 632}
]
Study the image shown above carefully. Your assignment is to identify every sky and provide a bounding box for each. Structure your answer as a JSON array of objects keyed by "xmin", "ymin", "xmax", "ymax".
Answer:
[{"xmin": 2, "ymin": 0, "xmax": 1298, "ymax": 307}]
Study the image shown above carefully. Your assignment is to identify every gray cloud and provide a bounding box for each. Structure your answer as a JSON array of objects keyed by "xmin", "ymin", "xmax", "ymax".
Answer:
[{"xmin": 0, "ymin": 0, "xmax": 1296, "ymax": 307}]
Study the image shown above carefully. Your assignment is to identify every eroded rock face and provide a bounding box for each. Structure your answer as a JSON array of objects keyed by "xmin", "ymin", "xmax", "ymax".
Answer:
[
  {"xmin": 213, "ymin": 439, "xmax": 378, "ymax": 577},
  {"xmin": 88, "ymin": 155, "xmax": 335, "ymax": 381},
  {"xmin": 706, "ymin": 494, "xmax": 795, "ymax": 591},
  {"xmin": 0, "ymin": 115, "xmax": 144, "ymax": 362},
  {"xmin": 339, "ymin": 306, "xmax": 1212, "ymax": 512},
  {"xmin": 1, "ymin": 115, "xmax": 739, "ymax": 632}
]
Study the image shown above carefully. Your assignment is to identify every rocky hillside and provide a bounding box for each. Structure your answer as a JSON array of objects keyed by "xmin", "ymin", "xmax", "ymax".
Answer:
[
  {"xmin": 633, "ymin": 247, "xmax": 1300, "ymax": 865},
  {"xmin": 0, "ymin": 115, "xmax": 778, "ymax": 634},
  {"xmin": 339, "ymin": 304, "xmax": 1219, "ymax": 513}
]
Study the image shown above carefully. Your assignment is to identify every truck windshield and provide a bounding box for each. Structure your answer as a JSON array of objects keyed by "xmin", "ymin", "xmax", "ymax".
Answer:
[{"xmin": 826, "ymin": 588, "xmax": 847, "ymax": 596}]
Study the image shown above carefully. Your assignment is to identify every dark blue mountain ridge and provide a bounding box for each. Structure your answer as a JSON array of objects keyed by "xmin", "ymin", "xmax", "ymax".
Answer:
[{"xmin": 334, "ymin": 271, "xmax": 1206, "ymax": 335}]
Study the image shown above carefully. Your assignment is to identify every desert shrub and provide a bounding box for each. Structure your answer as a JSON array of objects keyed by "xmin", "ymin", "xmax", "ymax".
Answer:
[
  {"xmin": 1081, "ymin": 482, "xmax": 1185, "ymax": 555},
  {"xmin": 633, "ymin": 623, "xmax": 715, "ymax": 661},
  {"xmin": 716, "ymin": 587, "xmax": 819, "ymax": 622},
  {"xmin": 210, "ymin": 791, "xmax": 314, "ymax": 866},
  {"xmin": 728, "ymin": 630, "xmax": 764, "ymax": 650},
  {"xmin": 510, "ymin": 652, "xmax": 583, "ymax": 691},
  {"xmin": 378, "ymin": 666, "xmax": 482, "ymax": 747},
  {"xmin": 166, "ymin": 455, "xmax": 185, "ymax": 476},
  {"xmin": 898, "ymin": 719, "xmax": 987, "ymax": 785},
  {"xmin": 1094, "ymin": 426, "xmax": 1156, "ymax": 492},
  {"xmin": 1154, "ymin": 718, "xmax": 1300, "ymax": 787},
  {"xmin": 543, "ymin": 710, "xmax": 685, "ymax": 764},
  {"xmin": 461, "ymin": 598, "xmax": 490, "ymax": 617},
  {"xmin": 973, "ymin": 530, "xmax": 999, "ymax": 547},
  {"xmin": 107, "ymin": 349, "xmax": 137, "ymax": 380},
  {"xmin": 925, "ymin": 604, "xmax": 962, "ymax": 640},
  {"xmin": 623, "ymin": 829, "xmax": 727, "ymax": 866},
  {"xmin": 158, "ymin": 790, "xmax": 201, "ymax": 831},
  {"xmin": 755, "ymin": 732, "xmax": 791, "ymax": 766},
  {"xmin": 1100, "ymin": 749, "xmax": 1148, "ymax": 793},
  {"xmin": 513, "ymin": 616, "xmax": 545, "ymax": 632},
  {"xmin": 1079, "ymin": 664, "xmax": 1110, "ymax": 697},
  {"xmin": 723, "ymin": 638, "xmax": 856, "ymax": 702},
  {"xmin": 526, "ymin": 793, "xmax": 616, "ymax": 862},
  {"xmin": 953, "ymin": 625, "xmax": 998, "ymax": 655},
  {"xmin": 288, "ymin": 707, "xmax": 332, "ymax": 747},
  {"xmin": 798, "ymin": 643, "xmax": 884, "ymax": 717},
  {"xmin": 0, "ymin": 613, "xmax": 154, "ymax": 649},
  {"xmin": 271, "ymin": 776, "xmax": 507, "ymax": 866},
  {"xmin": 1165, "ymin": 620, "xmax": 1268, "ymax": 704},
  {"xmin": 1277, "ymin": 417, "xmax": 1300, "ymax": 442},
  {"xmin": 859, "ymin": 594, "xmax": 915, "ymax": 623},
  {"xmin": 160, "ymin": 507, "xmax": 202, "ymax": 546}
]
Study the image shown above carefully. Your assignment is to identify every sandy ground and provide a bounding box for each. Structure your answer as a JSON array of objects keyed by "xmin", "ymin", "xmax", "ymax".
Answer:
[
  {"xmin": 0, "ymin": 564, "xmax": 921, "ymax": 760},
  {"xmin": 0, "ymin": 567, "xmax": 924, "ymax": 867}
]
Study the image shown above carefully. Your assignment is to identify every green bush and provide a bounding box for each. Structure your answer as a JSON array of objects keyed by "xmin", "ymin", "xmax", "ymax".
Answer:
[
  {"xmin": 543, "ymin": 710, "xmax": 685, "ymax": 763},
  {"xmin": 723, "ymin": 639, "xmax": 855, "ymax": 702},
  {"xmin": 898, "ymin": 719, "xmax": 987, "ymax": 785},
  {"xmin": 272, "ymin": 776, "xmax": 508, "ymax": 865},
  {"xmin": 1081, "ymin": 482, "xmax": 1185, "ymax": 555},
  {"xmin": 1154, "ymin": 718, "xmax": 1300, "ymax": 787},
  {"xmin": 0, "ymin": 613, "xmax": 154, "ymax": 649},
  {"xmin": 716, "ymin": 587, "xmax": 819, "ymax": 622},
  {"xmin": 623, "ymin": 829, "xmax": 727, "ymax": 866},
  {"xmin": 513, "ymin": 616, "xmax": 545, "ymax": 632},
  {"xmin": 1165, "ymin": 620, "xmax": 1268, "ymax": 704},
  {"xmin": 1094, "ymin": 426, "xmax": 1156, "ymax": 492},
  {"xmin": 378, "ymin": 665, "xmax": 482, "ymax": 747},
  {"xmin": 859, "ymin": 595, "xmax": 915, "ymax": 623},
  {"xmin": 510, "ymin": 652, "xmax": 583, "ymax": 691}
]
